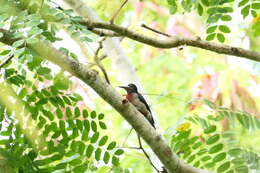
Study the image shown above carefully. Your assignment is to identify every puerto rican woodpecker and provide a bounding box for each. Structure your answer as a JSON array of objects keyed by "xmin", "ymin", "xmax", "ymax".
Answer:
[{"xmin": 119, "ymin": 84, "xmax": 155, "ymax": 128}]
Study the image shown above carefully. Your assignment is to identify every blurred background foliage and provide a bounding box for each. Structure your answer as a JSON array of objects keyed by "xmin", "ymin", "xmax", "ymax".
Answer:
[
  {"xmin": 88, "ymin": 0, "xmax": 260, "ymax": 172},
  {"xmin": 0, "ymin": 0, "xmax": 259, "ymax": 172}
]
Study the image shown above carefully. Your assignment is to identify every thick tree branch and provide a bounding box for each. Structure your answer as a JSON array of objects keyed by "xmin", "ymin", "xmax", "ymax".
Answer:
[
  {"xmin": 80, "ymin": 21, "xmax": 260, "ymax": 62},
  {"xmin": 0, "ymin": 30, "xmax": 211, "ymax": 173}
]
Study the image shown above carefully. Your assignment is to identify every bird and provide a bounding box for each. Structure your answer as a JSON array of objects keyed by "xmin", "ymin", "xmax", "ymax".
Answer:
[{"xmin": 119, "ymin": 84, "xmax": 155, "ymax": 128}]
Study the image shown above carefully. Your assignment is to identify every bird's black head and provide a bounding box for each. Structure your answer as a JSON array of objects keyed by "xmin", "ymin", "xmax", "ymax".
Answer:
[{"xmin": 119, "ymin": 83, "xmax": 138, "ymax": 93}]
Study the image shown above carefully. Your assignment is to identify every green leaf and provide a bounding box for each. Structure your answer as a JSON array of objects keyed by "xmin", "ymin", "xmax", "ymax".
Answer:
[
  {"xmin": 115, "ymin": 149, "xmax": 124, "ymax": 156},
  {"xmin": 206, "ymin": 26, "xmax": 217, "ymax": 33},
  {"xmin": 238, "ymin": 0, "xmax": 249, "ymax": 7},
  {"xmin": 201, "ymin": 0, "xmax": 209, "ymax": 6},
  {"xmin": 55, "ymin": 162, "xmax": 67, "ymax": 170},
  {"xmin": 167, "ymin": 0, "xmax": 177, "ymax": 14},
  {"xmin": 236, "ymin": 113, "xmax": 249, "ymax": 129},
  {"xmin": 56, "ymin": 108, "xmax": 63, "ymax": 119},
  {"xmin": 206, "ymin": 134, "xmax": 220, "ymax": 145},
  {"xmin": 91, "ymin": 132, "xmax": 99, "ymax": 143},
  {"xmin": 42, "ymin": 110, "xmax": 54, "ymax": 121},
  {"xmin": 83, "ymin": 109, "xmax": 88, "ymax": 118},
  {"xmin": 54, "ymin": 72, "xmax": 70, "ymax": 90},
  {"xmin": 107, "ymin": 142, "xmax": 116, "ymax": 150},
  {"xmin": 91, "ymin": 121, "xmax": 97, "ymax": 132},
  {"xmin": 193, "ymin": 160, "xmax": 200, "ymax": 167},
  {"xmin": 12, "ymin": 39, "xmax": 25, "ymax": 48},
  {"xmin": 219, "ymin": 25, "xmax": 231, "ymax": 33},
  {"xmin": 66, "ymin": 107, "xmax": 72, "ymax": 118},
  {"xmin": 62, "ymin": 96, "xmax": 72, "ymax": 105},
  {"xmin": 74, "ymin": 107, "xmax": 80, "ymax": 118},
  {"xmin": 103, "ymin": 151, "xmax": 110, "ymax": 164},
  {"xmin": 69, "ymin": 158, "xmax": 82, "ymax": 166},
  {"xmin": 1, "ymin": 130, "xmax": 12, "ymax": 136},
  {"xmin": 187, "ymin": 154, "xmax": 196, "ymax": 163},
  {"xmin": 99, "ymin": 121, "xmax": 107, "ymax": 129},
  {"xmin": 99, "ymin": 136, "xmax": 108, "ymax": 146},
  {"xmin": 241, "ymin": 5, "xmax": 250, "ymax": 18},
  {"xmin": 188, "ymin": 136, "xmax": 199, "ymax": 144},
  {"xmin": 232, "ymin": 158, "xmax": 246, "ymax": 165},
  {"xmin": 176, "ymin": 130, "xmax": 191, "ymax": 140},
  {"xmin": 198, "ymin": 3, "xmax": 203, "ymax": 16},
  {"xmin": 91, "ymin": 111, "xmax": 96, "ymax": 119},
  {"xmin": 192, "ymin": 141, "xmax": 203, "ymax": 149},
  {"xmin": 18, "ymin": 88, "xmax": 27, "ymax": 98},
  {"xmin": 252, "ymin": 3, "xmax": 260, "ymax": 9},
  {"xmin": 228, "ymin": 148, "xmax": 242, "ymax": 156},
  {"xmin": 37, "ymin": 67, "xmax": 51, "ymax": 75},
  {"xmin": 204, "ymin": 162, "xmax": 215, "ymax": 168},
  {"xmin": 98, "ymin": 113, "xmax": 104, "ymax": 120},
  {"xmin": 112, "ymin": 156, "xmax": 119, "ymax": 166},
  {"xmin": 251, "ymin": 10, "xmax": 257, "ymax": 17},
  {"xmin": 213, "ymin": 152, "xmax": 226, "ymax": 163},
  {"xmin": 209, "ymin": 144, "xmax": 223, "ymax": 154},
  {"xmin": 217, "ymin": 33, "xmax": 225, "ymax": 43},
  {"xmin": 52, "ymin": 131, "xmax": 61, "ymax": 139},
  {"xmin": 26, "ymin": 37, "xmax": 39, "ymax": 44},
  {"xmin": 197, "ymin": 148, "xmax": 207, "ymax": 155},
  {"xmin": 76, "ymin": 119, "xmax": 83, "ymax": 131},
  {"xmin": 95, "ymin": 148, "xmax": 102, "ymax": 161},
  {"xmin": 0, "ymin": 50, "xmax": 11, "ymax": 55},
  {"xmin": 73, "ymin": 165, "xmax": 88, "ymax": 173},
  {"xmin": 78, "ymin": 142, "xmax": 85, "ymax": 155},
  {"xmin": 50, "ymin": 154, "xmax": 63, "ymax": 161},
  {"xmin": 59, "ymin": 120, "xmax": 65, "ymax": 130},
  {"xmin": 84, "ymin": 120, "xmax": 90, "ymax": 131},
  {"xmin": 235, "ymin": 165, "xmax": 249, "ymax": 173},
  {"xmin": 217, "ymin": 162, "xmax": 231, "ymax": 173},
  {"xmin": 221, "ymin": 15, "xmax": 232, "ymax": 21},
  {"xmin": 204, "ymin": 125, "xmax": 216, "ymax": 134},
  {"xmin": 82, "ymin": 129, "xmax": 89, "ymax": 141},
  {"xmin": 206, "ymin": 33, "xmax": 216, "ymax": 41}
]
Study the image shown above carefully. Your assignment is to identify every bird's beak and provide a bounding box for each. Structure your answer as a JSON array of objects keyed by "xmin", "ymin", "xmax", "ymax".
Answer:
[{"xmin": 119, "ymin": 86, "xmax": 129, "ymax": 90}]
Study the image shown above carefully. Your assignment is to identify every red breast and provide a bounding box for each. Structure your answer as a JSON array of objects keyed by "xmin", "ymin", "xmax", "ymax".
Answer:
[{"xmin": 126, "ymin": 93, "xmax": 134, "ymax": 101}]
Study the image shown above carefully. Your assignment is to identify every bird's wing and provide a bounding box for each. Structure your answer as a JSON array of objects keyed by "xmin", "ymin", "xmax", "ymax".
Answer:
[
  {"xmin": 137, "ymin": 93, "xmax": 152, "ymax": 114},
  {"xmin": 137, "ymin": 93, "xmax": 155, "ymax": 128}
]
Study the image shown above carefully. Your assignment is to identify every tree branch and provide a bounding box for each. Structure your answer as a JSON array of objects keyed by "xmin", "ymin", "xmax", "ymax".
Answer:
[
  {"xmin": 0, "ymin": 30, "xmax": 211, "ymax": 173},
  {"xmin": 80, "ymin": 21, "xmax": 260, "ymax": 62}
]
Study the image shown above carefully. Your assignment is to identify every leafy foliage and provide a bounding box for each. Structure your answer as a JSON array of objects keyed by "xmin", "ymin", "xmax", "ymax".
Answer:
[
  {"xmin": 0, "ymin": 1, "xmax": 124, "ymax": 172},
  {"xmin": 166, "ymin": 0, "xmax": 260, "ymax": 42},
  {"xmin": 170, "ymin": 99, "xmax": 260, "ymax": 173}
]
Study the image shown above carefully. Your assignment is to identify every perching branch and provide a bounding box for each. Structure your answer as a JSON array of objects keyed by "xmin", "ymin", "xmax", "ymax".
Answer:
[
  {"xmin": 80, "ymin": 21, "xmax": 260, "ymax": 62},
  {"xmin": 0, "ymin": 30, "xmax": 211, "ymax": 173}
]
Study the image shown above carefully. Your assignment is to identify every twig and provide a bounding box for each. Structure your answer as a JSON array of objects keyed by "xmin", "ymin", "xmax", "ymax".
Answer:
[
  {"xmin": 0, "ymin": 54, "xmax": 14, "ymax": 68},
  {"xmin": 141, "ymin": 24, "xmax": 171, "ymax": 37},
  {"xmin": 94, "ymin": 37, "xmax": 111, "ymax": 84},
  {"xmin": 137, "ymin": 134, "xmax": 160, "ymax": 173},
  {"xmin": 121, "ymin": 127, "xmax": 133, "ymax": 147},
  {"xmin": 116, "ymin": 146, "xmax": 141, "ymax": 150},
  {"xmin": 110, "ymin": 0, "xmax": 128, "ymax": 24}
]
